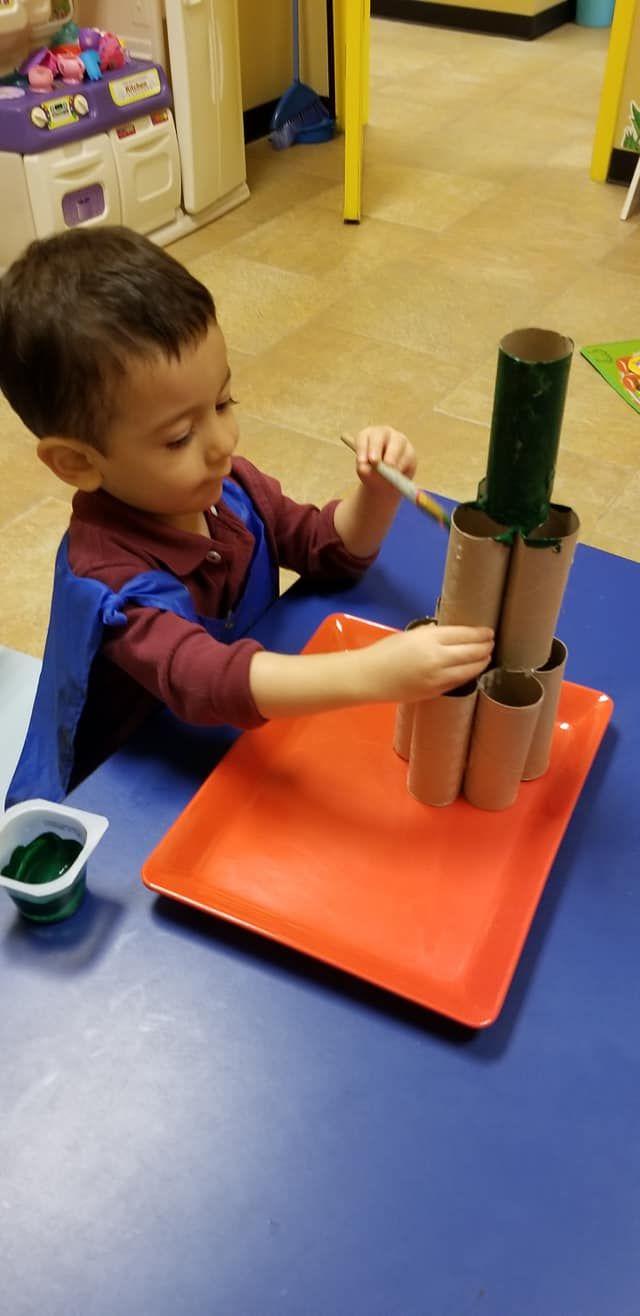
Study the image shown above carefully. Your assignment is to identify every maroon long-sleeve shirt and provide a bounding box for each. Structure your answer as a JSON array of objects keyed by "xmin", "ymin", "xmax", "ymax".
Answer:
[{"xmin": 67, "ymin": 457, "xmax": 375, "ymax": 783}]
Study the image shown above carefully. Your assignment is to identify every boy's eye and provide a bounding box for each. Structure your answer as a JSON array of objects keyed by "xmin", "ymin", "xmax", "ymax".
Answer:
[
  {"xmin": 216, "ymin": 396, "xmax": 238, "ymax": 414},
  {"xmin": 167, "ymin": 432, "xmax": 192, "ymax": 450}
]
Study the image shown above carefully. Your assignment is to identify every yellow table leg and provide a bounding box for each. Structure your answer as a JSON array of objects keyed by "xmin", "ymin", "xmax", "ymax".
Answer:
[
  {"xmin": 591, "ymin": 0, "xmax": 638, "ymax": 181},
  {"xmin": 343, "ymin": 0, "xmax": 370, "ymax": 223},
  {"xmin": 362, "ymin": 0, "xmax": 371, "ymax": 126}
]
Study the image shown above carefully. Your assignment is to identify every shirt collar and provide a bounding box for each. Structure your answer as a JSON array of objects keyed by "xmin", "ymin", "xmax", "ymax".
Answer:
[{"xmin": 71, "ymin": 488, "xmax": 220, "ymax": 577}]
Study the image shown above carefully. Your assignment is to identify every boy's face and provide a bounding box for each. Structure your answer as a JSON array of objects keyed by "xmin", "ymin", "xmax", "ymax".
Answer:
[{"xmin": 92, "ymin": 323, "xmax": 239, "ymax": 527}]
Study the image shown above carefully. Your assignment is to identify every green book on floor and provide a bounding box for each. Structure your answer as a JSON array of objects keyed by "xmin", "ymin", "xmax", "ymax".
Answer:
[{"xmin": 581, "ymin": 340, "xmax": 640, "ymax": 416}]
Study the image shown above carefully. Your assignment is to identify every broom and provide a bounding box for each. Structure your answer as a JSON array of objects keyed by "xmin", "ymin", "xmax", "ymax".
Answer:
[{"xmin": 270, "ymin": 0, "xmax": 334, "ymax": 150}]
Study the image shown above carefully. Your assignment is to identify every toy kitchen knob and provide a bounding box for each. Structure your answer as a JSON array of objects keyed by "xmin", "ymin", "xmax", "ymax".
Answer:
[
  {"xmin": 73, "ymin": 95, "xmax": 89, "ymax": 117},
  {"xmin": 30, "ymin": 106, "xmax": 48, "ymax": 128}
]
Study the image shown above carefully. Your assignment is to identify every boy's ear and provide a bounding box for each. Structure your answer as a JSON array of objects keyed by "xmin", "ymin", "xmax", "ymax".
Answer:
[{"xmin": 37, "ymin": 437, "xmax": 103, "ymax": 492}]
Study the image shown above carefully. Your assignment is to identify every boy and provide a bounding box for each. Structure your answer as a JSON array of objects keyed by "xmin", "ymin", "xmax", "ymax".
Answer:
[{"xmin": 0, "ymin": 227, "xmax": 492, "ymax": 805}]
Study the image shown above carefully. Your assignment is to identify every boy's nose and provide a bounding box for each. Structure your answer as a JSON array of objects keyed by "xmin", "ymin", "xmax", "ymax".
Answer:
[{"xmin": 204, "ymin": 421, "xmax": 237, "ymax": 467}]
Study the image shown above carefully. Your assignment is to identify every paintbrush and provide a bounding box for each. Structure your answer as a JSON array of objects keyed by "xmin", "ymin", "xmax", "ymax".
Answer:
[{"xmin": 340, "ymin": 433, "xmax": 451, "ymax": 530}]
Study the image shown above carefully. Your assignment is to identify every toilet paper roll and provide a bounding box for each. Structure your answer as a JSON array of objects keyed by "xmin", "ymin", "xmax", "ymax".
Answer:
[
  {"xmin": 522, "ymin": 638, "xmax": 568, "ymax": 780},
  {"xmin": 497, "ymin": 505, "xmax": 579, "ymax": 671},
  {"xmin": 464, "ymin": 669, "xmax": 544, "ymax": 811},
  {"xmin": 438, "ymin": 503, "xmax": 511, "ymax": 631},
  {"xmin": 483, "ymin": 327, "xmax": 574, "ymax": 534},
  {"xmin": 392, "ymin": 617, "xmax": 437, "ymax": 760},
  {"xmin": 408, "ymin": 679, "xmax": 478, "ymax": 806}
]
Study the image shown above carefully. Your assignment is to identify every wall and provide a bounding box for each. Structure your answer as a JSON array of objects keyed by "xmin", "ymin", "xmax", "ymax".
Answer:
[{"xmin": 237, "ymin": 0, "xmax": 329, "ymax": 110}]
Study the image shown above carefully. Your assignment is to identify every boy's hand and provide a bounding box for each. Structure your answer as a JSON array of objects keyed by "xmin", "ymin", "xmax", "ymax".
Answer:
[
  {"xmin": 250, "ymin": 625, "xmax": 494, "ymax": 720},
  {"xmin": 354, "ymin": 426, "xmax": 417, "ymax": 493},
  {"xmin": 333, "ymin": 424, "xmax": 418, "ymax": 558},
  {"xmin": 363, "ymin": 624, "xmax": 494, "ymax": 703}
]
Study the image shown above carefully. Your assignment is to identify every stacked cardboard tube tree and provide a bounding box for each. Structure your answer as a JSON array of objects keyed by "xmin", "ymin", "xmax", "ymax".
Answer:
[{"xmin": 395, "ymin": 327, "xmax": 578, "ymax": 811}]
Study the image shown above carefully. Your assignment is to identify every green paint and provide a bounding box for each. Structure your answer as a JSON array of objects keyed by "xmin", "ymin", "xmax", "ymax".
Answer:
[
  {"xmin": 2, "ymin": 832, "xmax": 85, "ymax": 923},
  {"xmin": 3, "ymin": 833, "xmax": 82, "ymax": 884},
  {"xmin": 480, "ymin": 330, "xmax": 573, "ymax": 535}
]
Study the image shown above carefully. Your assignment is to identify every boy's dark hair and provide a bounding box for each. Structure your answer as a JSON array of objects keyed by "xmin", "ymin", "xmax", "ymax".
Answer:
[{"xmin": 0, "ymin": 226, "xmax": 217, "ymax": 450}]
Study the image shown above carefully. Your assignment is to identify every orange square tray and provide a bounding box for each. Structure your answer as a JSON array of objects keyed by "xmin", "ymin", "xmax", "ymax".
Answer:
[{"xmin": 142, "ymin": 614, "xmax": 613, "ymax": 1027}]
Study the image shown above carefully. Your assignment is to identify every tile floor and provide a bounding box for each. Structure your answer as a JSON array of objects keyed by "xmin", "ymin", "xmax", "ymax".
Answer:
[{"xmin": 1, "ymin": 18, "xmax": 638, "ymax": 658}]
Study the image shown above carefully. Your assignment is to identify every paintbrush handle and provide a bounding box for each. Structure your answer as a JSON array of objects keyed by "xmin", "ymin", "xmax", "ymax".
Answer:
[
  {"xmin": 339, "ymin": 432, "xmax": 450, "ymax": 528},
  {"xmin": 371, "ymin": 457, "xmax": 420, "ymax": 504}
]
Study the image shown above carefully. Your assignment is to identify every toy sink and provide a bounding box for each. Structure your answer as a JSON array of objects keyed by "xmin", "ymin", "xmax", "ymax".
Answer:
[{"xmin": 0, "ymin": 799, "xmax": 108, "ymax": 923}]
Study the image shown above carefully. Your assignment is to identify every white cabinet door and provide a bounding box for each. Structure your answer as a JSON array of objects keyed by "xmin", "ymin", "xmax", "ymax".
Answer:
[
  {"xmin": 24, "ymin": 134, "xmax": 122, "ymax": 236},
  {"xmin": 110, "ymin": 109, "xmax": 181, "ymax": 233}
]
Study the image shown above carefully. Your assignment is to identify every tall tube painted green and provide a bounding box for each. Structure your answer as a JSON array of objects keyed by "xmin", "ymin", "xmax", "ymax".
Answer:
[{"xmin": 481, "ymin": 328, "xmax": 574, "ymax": 534}]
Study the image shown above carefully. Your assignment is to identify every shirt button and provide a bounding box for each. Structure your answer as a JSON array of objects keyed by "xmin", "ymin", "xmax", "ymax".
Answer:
[{"xmin": 206, "ymin": 549, "xmax": 222, "ymax": 564}]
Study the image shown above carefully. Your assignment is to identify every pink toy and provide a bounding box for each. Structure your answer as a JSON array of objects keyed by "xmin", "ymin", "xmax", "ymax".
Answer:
[
  {"xmin": 20, "ymin": 45, "xmax": 58, "ymax": 85},
  {"xmin": 98, "ymin": 33, "xmax": 125, "ymax": 72},
  {"xmin": 56, "ymin": 54, "xmax": 85, "ymax": 84},
  {"xmin": 28, "ymin": 64, "xmax": 54, "ymax": 91}
]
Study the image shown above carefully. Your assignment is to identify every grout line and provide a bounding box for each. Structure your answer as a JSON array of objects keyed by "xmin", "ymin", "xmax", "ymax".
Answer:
[
  {"xmin": 433, "ymin": 406, "xmax": 489, "ymax": 430},
  {"xmin": 239, "ymin": 410, "xmax": 343, "ymax": 447},
  {"xmin": 0, "ymin": 496, "xmax": 68, "ymax": 536}
]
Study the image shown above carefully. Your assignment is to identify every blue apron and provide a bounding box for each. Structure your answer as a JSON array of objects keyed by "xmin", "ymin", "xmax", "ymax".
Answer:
[{"xmin": 6, "ymin": 480, "xmax": 278, "ymax": 808}]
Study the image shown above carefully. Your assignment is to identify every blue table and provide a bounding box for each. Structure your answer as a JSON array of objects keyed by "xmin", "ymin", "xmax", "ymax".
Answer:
[{"xmin": 2, "ymin": 503, "xmax": 639, "ymax": 1316}]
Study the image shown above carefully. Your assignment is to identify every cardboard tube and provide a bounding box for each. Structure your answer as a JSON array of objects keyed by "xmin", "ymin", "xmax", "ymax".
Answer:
[
  {"xmin": 408, "ymin": 680, "xmax": 478, "ymax": 806},
  {"xmin": 522, "ymin": 638, "xmax": 568, "ymax": 780},
  {"xmin": 497, "ymin": 505, "xmax": 579, "ymax": 671},
  {"xmin": 438, "ymin": 504, "xmax": 511, "ymax": 630},
  {"xmin": 392, "ymin": 617, "xmax": 437, "ymax": 760},
  {"xmin": 464, "ymin": 669, "xmax": 544, "ymax": 811},
  {"xmin": 483, "ymin": 328, "xmax": 574, "ymax": 533}
]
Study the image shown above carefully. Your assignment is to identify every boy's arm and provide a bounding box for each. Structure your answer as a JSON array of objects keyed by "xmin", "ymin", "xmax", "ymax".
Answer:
[
  {"xmin": 102, "ymin": 604, "xmax": 492, "ymax": 728},
  {"xmin": 332, "ymin": 426, "xmax": 416, "ymax": 559},
  {"xmin": 250, "ymin": 625, "xmax": 493, "ymax": 719}
]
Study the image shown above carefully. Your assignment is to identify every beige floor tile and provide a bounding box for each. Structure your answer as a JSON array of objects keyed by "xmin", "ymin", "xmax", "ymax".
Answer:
[
  {"xmin": 541, "ymin": 265, "xmax": 640, "ymax": 345},
  {"xmin": 412, "ymin": 410, "xmax": 634, "ymax": 539},
  {"xmin": 325, "ymin": 254, "xmax": 551, "ymax": 367},
  {"xmin": 0, "ymin": 498, "xmax": 71, "ymax": 657},
  {"xmin": 0, "ymin": 426, "xmax": 72, "ymax": 529},
  {"xmin": 223, "ymin": 199, "xmax": 429, "ymax": 279},
  {"xmin": 369, "ymin": 18, "xmax": 580, "ymax": 76},
  {"xmin": 187, "ymin": 250, "xmax": 338, "ymax": 355},
  {"xmin": 586, "ymin": 530, "xmax": 640, "ymax": 562},
  {"xmin": 552, "ymin": 449, "xmax": 634, "ymax": 542},
  {"xmin": 365, "ymin": 77, "xmax": 507, "ymax": 138},
  {"xmin": 316, "ymin": 162, "xmax": 498, "ymax": 232},
  {"xmin": 428, "ymin": 228, "xmax": 585, "ymax": 306},
  {"xmin": 362, "ymin": 123, "xmax": 525, "ymax": 183},
  {"xmin": 436, "ymin": 350, "xmax": 640, "ymax": 469},
  {"xmin": 504, "ymin": 51, "xmax": 608, "ymax": 121},
  {"xmin": 435, "ymin": 357, "xmax": 495, "ymax": 428},
  {"xmin": 0, "ymin": 397, "xmax": 73, "ymax": 525},
  {"xmin": 233, "ymin": 318, "xmax": 460, "ymax": 447},
  {"xmin": 227, "ymin": 346, "xmax": 256, "ymax": 375},
  {"xmin": 590, "ymin": 472, "xmax": 640, "ymax": 563},
  {"xmin": 169, "ymin": 160, "xmax": 335, "ymax": 265},
  {"xmin": 278, "ymin": 567, "xmax": 299, "ymax": 594},
  {"xmin": 238, "ymin": 415, "xmax": 360, "ymax": 596},
  {"xmin": 599, "ymin": 224, "xmax": 640, "ymax": 272},
  {"xmin": 238, "ymin": 413, "xmax": 356, "ymax": 505},
  {"xmin": 410, "ymin": 411, "xmax": 491, "ymax": 504},
  {"xmin": 444, "ymin": 167, "xmax": 628, "ymax": 269},
  {"xmin": 545, "ymin": 131, "xmax": 601, "ymax": 172},
  {"xmin": 244, "ymin": 134, "xmax": 345, "ymax": 185}
]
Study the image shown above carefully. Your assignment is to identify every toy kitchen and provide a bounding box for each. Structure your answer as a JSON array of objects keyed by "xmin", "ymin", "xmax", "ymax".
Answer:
[{"xmin": 0, "ymin": 0, "xmax": 248, "ymax": 272}]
